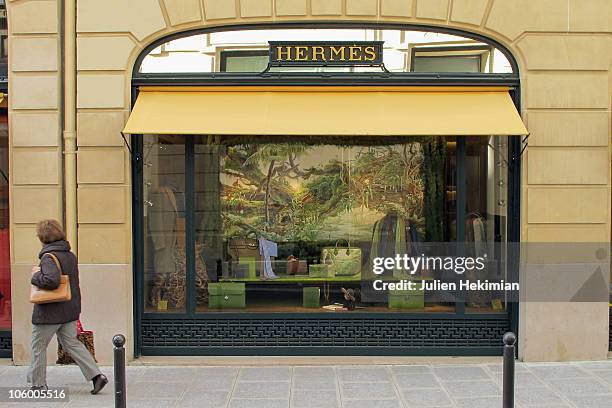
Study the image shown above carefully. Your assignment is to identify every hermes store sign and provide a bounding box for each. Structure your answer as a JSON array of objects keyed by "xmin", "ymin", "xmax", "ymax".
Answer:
[{"xmin": 268, "ymin": 41, "xmax": 384, "ymax": 66}]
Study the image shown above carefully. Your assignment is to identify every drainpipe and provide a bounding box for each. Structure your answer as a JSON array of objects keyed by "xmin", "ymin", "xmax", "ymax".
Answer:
[{"xmin": 63, "ymin": 0, "xmax": 78, "ymax": 253}]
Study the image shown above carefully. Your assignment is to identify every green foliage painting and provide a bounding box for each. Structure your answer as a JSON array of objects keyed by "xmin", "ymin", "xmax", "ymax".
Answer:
[{"xmin": 221, "ymin": 143, "xmax": 426, "ymax": 242}]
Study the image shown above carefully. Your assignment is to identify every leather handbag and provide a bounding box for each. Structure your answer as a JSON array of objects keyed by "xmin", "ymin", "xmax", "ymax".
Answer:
[
  {"xmin": 57, "ymin": 320, "xmax": 97, "ymax": 364},
  {"xmin": 287, "ymin": 256, "xmax": 307, "ymax": 275},
  {"xmin": 30, "ymin": 253, "xmax": 71, "ymax": 304},
  {"xmin": 321, "ymin": 240, "xmax": 362, "ymax": 276},
  {"xmin": 228, "ymin": 237, "xmax": 262, "ymax": 274},
  {"xmin": 228, "ymin": 237, "xmax": 259, "ymax": 258}
]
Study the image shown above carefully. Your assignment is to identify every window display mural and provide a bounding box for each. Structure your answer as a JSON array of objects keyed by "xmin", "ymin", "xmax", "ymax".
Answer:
[
  {"xmin": 143, "ymin": 136, "xmax": 508, "ymax": 315},
  {"xmin": 220, "ymin": 142, "xmax": 424, "ymax": 246}
]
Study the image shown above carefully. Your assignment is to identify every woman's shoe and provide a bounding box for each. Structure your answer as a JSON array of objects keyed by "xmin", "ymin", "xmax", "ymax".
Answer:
[
  {"xmin": 30, "ymin": 385, "xmax": 48, "ymax": 391},
  {"xmin": 91, "ymin": 374, "xmax": 108, "ymax": 395}
]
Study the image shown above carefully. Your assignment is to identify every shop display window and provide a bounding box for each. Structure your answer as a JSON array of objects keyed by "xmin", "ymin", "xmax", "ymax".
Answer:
[
  {"xmin": 138, "ymin": 26, "xmax": 516, "ymax": 317},
  {"xmin": 142, "ymin": 136, "xmax": 187, "ymax": 312},
  {"xmin": 142, "ymin": 135, "xmax": 509, "ymax": 314}
]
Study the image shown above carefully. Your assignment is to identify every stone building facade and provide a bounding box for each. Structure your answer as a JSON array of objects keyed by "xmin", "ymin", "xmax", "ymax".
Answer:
[{"xmin": 5, "ymin": 0, "xmax": 612, "ymax": 363}]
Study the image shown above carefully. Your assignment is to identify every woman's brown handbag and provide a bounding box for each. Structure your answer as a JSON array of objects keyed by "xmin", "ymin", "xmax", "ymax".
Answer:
[
  {"xmin": 57, "ymin": 320, "xmax": 97, "ymax": 364},
  {"xmin": 30, "ymin": 253, "xmax": 71, "ymax": 304}
]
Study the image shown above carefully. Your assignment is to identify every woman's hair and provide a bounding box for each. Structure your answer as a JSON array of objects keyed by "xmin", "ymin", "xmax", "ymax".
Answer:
[{"xmin": 36, "ymin": 219, "xmax": 66, "ymax": 244}]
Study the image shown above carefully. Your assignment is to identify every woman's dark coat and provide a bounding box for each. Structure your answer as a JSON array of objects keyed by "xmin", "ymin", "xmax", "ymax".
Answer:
[{"xmin": 30, "ymin": 240, "xmax": 81, "ymax": 325}]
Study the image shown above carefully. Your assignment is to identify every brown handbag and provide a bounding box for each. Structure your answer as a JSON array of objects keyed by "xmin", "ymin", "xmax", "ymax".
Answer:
[
  {"xmin": 228, "ymin": 237, "xmax": 260, "ymax": 259},
  {"xmin": 30, "ymin": 253, "xmax": 72, "ymax": 304},
  {"xmin": 228, "ymin": 237, "xmax": 262, "ymax": 274},
  {"xmin": 287, "ymin": 256, "xmax": 307, "ymax": 275}
]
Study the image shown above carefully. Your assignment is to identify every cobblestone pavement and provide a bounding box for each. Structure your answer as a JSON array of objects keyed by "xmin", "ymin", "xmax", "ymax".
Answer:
[{"xmin": 1, "ymin": 361, "xmax": 612, "ymax": 407}]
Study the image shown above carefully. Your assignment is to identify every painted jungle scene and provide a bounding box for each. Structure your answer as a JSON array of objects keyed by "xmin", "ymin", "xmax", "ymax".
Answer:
[{"xmin": 219, "ymin": 140, "xmax": 446, "ymax": 243}]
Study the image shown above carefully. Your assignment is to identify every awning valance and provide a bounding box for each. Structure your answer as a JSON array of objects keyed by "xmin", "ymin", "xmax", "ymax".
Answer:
[{"xmin": 123, "ymin": 86, "xmax": 528, "ymax": 136}]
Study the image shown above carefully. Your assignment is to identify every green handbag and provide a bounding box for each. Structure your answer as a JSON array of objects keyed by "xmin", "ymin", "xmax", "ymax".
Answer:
[
  {"xmin": 309, "ymin": 264, "xmax": 334, "ymax": 278},
  {"xmin": 321, "ymin": 240, "xmax": 362, "ymax": 276}
]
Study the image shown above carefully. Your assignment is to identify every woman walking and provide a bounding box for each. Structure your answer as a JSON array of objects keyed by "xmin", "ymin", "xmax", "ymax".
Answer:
[{"xmin": 27, "ymin": 219, "xmax": 107, "ymax": 394}]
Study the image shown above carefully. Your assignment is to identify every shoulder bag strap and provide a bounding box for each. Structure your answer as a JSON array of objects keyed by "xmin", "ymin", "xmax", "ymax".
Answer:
[{"xmin": 44, "ymin": 253, "xmax": 64, "ymax": 275}]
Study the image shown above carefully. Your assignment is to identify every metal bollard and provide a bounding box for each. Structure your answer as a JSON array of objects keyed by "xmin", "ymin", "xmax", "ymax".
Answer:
[
  {"xmin": 502, "ymin": 332, "xmax": 517, "ymax": 408},
  {"xmin": 112, "ymin": 334, "xmax": 127, "ymax": 408}
]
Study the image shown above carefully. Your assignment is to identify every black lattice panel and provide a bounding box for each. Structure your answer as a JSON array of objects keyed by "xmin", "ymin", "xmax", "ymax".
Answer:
[
  {"xmin": 0, "ymin": 330, "xmax": 11, "ymax": 356},
  {"xmin": 141, "ymin": 318, "xmax": 509, "ymax": 351},
  {"xmin": 609, "ymin": 309, "xmax": 612, "ymax": 351}
]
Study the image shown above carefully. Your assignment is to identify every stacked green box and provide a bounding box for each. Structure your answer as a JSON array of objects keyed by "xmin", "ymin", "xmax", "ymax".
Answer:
[
  {"xmin": 303, "ymin": 287, "xmax": 321, "ymax": 308},
  {"xmin": 237, "ymin": 257, "xmax": 257, "ymax": 279},
  {"xmin": 308, "ymin": 264, "xmax": 334, "ymax": 278},
  {"xmin": 208, "ymin": 283, "xmax": 246, "ymax": 309},
  {"xmin": 388, "ymin": 282, "xmax": 424, "ymax": 309}
]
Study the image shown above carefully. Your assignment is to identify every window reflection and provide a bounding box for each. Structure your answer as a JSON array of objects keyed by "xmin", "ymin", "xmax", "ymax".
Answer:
[
  {"xmin": 142, "ymin": 136, "xmax": 510, "ymax": 314},
  {"xmin": 143, "ymin": 136, "xmax": 186, "ymax": 312},
  {"xmin": 140, "ymin": 28, "xmax": 513, "ymax": 74}
]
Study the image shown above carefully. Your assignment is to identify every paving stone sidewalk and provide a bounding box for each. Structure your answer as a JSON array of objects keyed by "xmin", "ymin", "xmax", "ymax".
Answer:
[{"xmin": 1, "ymin": 360, "xmax": 612, "ymax": 407}]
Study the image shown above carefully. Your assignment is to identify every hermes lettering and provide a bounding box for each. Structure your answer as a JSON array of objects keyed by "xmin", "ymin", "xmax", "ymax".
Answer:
[{"xmin": 269, "ymin": 41, "xmax": 383, "ymax": 66}]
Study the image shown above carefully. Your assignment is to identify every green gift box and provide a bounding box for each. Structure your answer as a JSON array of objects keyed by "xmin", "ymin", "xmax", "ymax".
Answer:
[
  {"xmin": 237, "ymin": 256, "xmax": 257, "ymax": 279},
  {"xmin": 303, "ymin": 287, "xmax": 320, "ymax": 308},
  {"xmin": 309, "ymin": 264, "xmax": 335, "ymax": 278},
  {"xmin": 208, "ymin": 283, "xmax": 246, "ymax": 309},
  {"xmin": 388, "ymin": 283, "xmax": 424, "ymax": 309}
]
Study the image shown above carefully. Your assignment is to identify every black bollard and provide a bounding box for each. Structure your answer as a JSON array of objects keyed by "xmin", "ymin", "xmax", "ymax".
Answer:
[
  {"xmin": 112, "ymin": 334, "xmax": 127, "ymax": 408},
  {"xmin": 502, "ymin": 332, "xmax": 516, "ymax": 408}
]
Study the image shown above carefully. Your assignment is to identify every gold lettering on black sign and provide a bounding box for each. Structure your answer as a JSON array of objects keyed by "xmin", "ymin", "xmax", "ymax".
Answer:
[{"xmin": 270, "ymin": 42, "xmax": 383, "ymax": 65}]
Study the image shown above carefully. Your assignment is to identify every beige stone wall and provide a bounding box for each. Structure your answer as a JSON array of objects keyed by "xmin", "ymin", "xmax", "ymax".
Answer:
[
  {"xmin": 7, "ymin": 0, "xmax": 612, "ymax": 362},
  {"xmin": 8, "ymin": 0, "xmax": 63, "ymax": 365}
]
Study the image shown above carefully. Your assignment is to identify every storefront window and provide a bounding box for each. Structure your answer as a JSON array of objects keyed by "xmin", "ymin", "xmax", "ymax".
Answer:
[
  {"xmin": 464, "ymin": 137, "xmax": 508, "ymax": 312},
  {"xmin": 143, "ymin": 136, "xmax": 186, "ymax": 313},
  {"xmin": 136, "ymin": 26, "xmax": 519, "ymax": 319},
  {"xmin": 143, "ymin": 135, "xmax": 509, "ymax": 314}
]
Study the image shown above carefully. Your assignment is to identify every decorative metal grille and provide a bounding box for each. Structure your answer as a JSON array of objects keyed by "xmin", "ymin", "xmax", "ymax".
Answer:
[
  {"xmin": 609, "ymin": 308, "xmax": 612, "ymax": 351},
  {"xmin": 0, "ymin": 330, "xmax": 11, "ymax": 357},
  {"xmin": 141, "ymin": 317, "xmax": 509, "ymax": 353}
]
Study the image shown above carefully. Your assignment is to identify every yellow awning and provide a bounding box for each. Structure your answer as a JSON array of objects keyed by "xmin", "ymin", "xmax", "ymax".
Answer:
[{"xmin": 123, "ymin": 86, "xmax": 528, "ymax": 136}]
